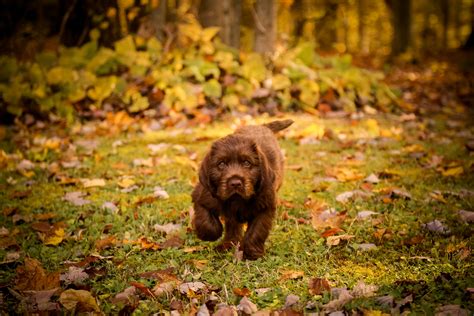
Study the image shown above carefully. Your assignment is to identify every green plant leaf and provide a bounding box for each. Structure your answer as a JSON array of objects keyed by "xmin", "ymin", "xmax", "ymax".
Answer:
[{"xmin": 203, "ymin": 79, "xmax": 222, "ymax": 98}]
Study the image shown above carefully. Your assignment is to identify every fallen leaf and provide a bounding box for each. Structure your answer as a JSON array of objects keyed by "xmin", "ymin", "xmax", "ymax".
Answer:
[
  {"xmin": 95, "ymin": 235, "xmax": 117, "ymax": 250},
  {"xmin": 81, "ymin": 178, "xmax": 106, "ymax": 188},
  {"xmin": 308, "ymin": 278, "xmax": 331, "ymax": 295},
  {"xmin": 280, "ymin": 270, "xmax": 304, "ymax": 281},
  {"xmin": 357, "ymin": 211, "xmax": 379, "ymax": 220},
  {"xmin": 117, "ymin": 178, "xmax": 135, "ymax": 188},
  {"xmin": 43, "ymin": 227, "xmax": 65, "ymax": 246},
  {"xmin": 183, "ymin": 246, "xmax": 204, "ymax": 253},
  {"xmin": 133, "ymin": 158, "xmax": 153, "ymax": 167},
  {"xmin": 459, "ymin": 210, "xmax": 474, "ymax": 223},
  {"xmin": 336, "ymin": 190, "xmax": 372, "ymax": 203},
  {"xmin": 130, "ymin": 281, "xmax": 155, "ymax": 298},
  {"xmin": 15, "ymin": 258, "xmax": 60, "ymax": 291},
  {"xmin": 60, "ymin": 266, "xmax": 89, "ymax": 286},
  {"xmin": 327, "ymin": 167, "xmax": 364, "ymax": 182},
  {"xmin": 422, "ymin": 220, "xmax": 450, "ymax": 235},
  {"xmin": 323, "ymin": 288, "xmax": 353, "ymax": 312},
  {"xmin": 153, "ymin": 186, "xmax": 170, "ymax": 199},
  {"xmin": 326, "ymin": 234, "xmax": 354, "ymax": 246},
  {"xmin": 178, "ymin": 281, "xmax": 206, "ymax": 295},
  {"xmin": 233, "ymin": 287, "xmax": 251, "ymax": 297},
  {"xmin": 111, "ymin": 286, "xmax": 138, "ymax": 305},
  {"xmin": 435, "ymin": 305, "xmax": 469, "ymax": 316},
  {"xmin": 59, "ymin": 289, "xmax": 100, "ymax": 312},
  {"xmin": 284, "ymin": 294, "xmax": 300, "ymax": 308},
  {"xmin": 440, "ymin": 166, "xmax": 464, "ymax": 177},
  {"xmin": 321, "ymin": 227, "xmax": 343, "ymax": 238},
  {"xmin": 154, "ymin": 222, "xmax": 182, "ymax": 235},
  {"xmin": 237, "ymin": 296, "xmax": 258, "ymax": 314},
  {"xmin": 356, "ymin": 243, "xmax": 378, "ymax": 251},
  {"xmin": 102, "ymin": 202, "xmax": 118, "ymax": 213},
  {"xmin": 22, "ymin": 288, "xmax": 60, "ymax": 312},
  {"xmin": 197, "ymin": 303, "xmax": 210, "ymax": 315},
  {"xmin": 161, "ymin": 234, "xmax": 183, "ymax": 249},
  {"xmin": 148, "ymin": 143, "xmax": 170, "ymax": 154},
  {"xmin": 352, "ymin": 281, "xmax": 379, "ymax": 297},
  {"xmin": 137, "ymin": 237, "xmax": 161, "ymax": 250},
  {"xmin": 215, "ymin": 304, "xmax": 238, "ymax": 316},
  {"xmin": 364, "ymin": 173, "xmax": 380, "ymax": 184},
  {"xmin": 308, "ymin": 199, "xmax": 346, "ymax": 230},
  {"xmin": 63, "ymin": 191, "xmax": 91, "ymax": 206}
]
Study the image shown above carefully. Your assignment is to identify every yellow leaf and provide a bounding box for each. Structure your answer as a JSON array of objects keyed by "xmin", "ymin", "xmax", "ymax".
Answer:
[
  {"xmin": 363, "ymin": 310, "xmax": 390, "ymax": 316},
  {"xmin": 441, "ymin": 166, "xmax": 463, "ymax": 177},
  {"xmin": 280, "ymin": 269, "xmax": 304, "ymax": 281},
  {"xmin": 59, "ymin": 289, "xmax": 100, "ymax": 312},
  {"xmin": 175, "ymin": 156, "xmax": 198, "ymax": 170},
  {"xmin": 329, "ymin": 167, "xmax": 364, "ymax": 182},
  {"xmin": 44, "ymin": 228, "xmax": 65, "ymax": 246},
  {"xmin": 118, "ymin": 178, "xmax": 135, "ymax": 188},
  {"xmin": 300, "ymin": 123, "xmax": 325, "ymax": 139},
  {"xmin": 365, "ymin": 119, "xmax": 380, "ymax": 137},
  {"xmin": 403, "ymin": 144, "xmax": 424, "ymax": 153},
  {"xmin": 82, "ymin": 178, "xmax": 106, "ymax": 188},
  {"xmin": 201, "ymin": 27, "xmax": 220, "ymax": 42}
]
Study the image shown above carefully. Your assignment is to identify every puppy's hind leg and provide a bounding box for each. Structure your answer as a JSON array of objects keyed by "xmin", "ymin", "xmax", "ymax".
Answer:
[{"xmin": 193, "ymin": 204, "xmax": 223, "ymax": 241}]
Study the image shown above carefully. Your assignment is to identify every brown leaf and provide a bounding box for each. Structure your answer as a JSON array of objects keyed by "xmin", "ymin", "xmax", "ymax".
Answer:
[
  {"xmin": 15, "ymin": 258, "xmax": 60, "ymax": 291},
  {"xmin": 321, "ymin": 227, "xmax": 343, "ymax": 238},
  {"xmin": 326, "ymin": 234, "xmax": 354, "ymax": 246},
  {"xmin": 307, "ymin": 199, "xmax": 346, "ymax": 230},
  {"xmin": 137, "ymin": 237, "xmax": 161, "ymax": 251},
  {"xmin": 130, "ymin": 281, "xmax": 156, "ymax": 298},
  {"xmin": 161, "ymin": 235, "xmax": 183, "ymax": 249},
  {"xmin": 280, "ymin": 270, "xmax": 304, "ymax": 281},
  {"xmin": 233, "ymin": 287, "xmax": 251, "ymax": 297},
  {"xmin": 309, "ymin": 278, "xmax": 331, "ymax": 295},
  {"xmin": 95, "ymin": 235, "xmax": 117, "ymax": 250}
]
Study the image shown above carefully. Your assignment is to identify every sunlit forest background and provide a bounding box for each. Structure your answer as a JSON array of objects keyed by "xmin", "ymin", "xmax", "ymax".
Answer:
[{"xmin": 0, "ymin": 0, "xmax": 473, "ymax": 124}]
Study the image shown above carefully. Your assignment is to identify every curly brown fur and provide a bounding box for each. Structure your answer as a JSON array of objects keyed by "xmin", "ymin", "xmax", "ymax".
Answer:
[{"xmin": 191, "ymin": 119, "xmax": 293, "ymax": 260}]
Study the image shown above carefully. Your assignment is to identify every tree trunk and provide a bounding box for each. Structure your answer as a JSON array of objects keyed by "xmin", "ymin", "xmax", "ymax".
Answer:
[
  {"xmin": 199, "ymin": 0, "xmax": 241, "ymax": 49},
  {"xmin": 387, "ymin": 0, "xmax": 411, "ymax": 56},
  {"xmin": 149, "ymin": 0, "xmax": 167, "ymax": 41},
  {"xmin": 463, "ymin": 0, "xmax": 474, "ymax": 50},
  {"xmin": 358, "ymin": 0, "xmax": 368, "ymax": 54},
  {"xmin": 453, "ymin": 0, "xmax": 461, "ymax": 44},
  {"xmin": 440, "ymin": 0, "xmax": 449, "ymax": 49},
  {"xmin": 253, "ymin": 0, "xmax": 276, "ymax": 53}
]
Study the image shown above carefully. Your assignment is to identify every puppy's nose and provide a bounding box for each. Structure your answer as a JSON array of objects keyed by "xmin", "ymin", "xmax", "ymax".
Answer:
[{"xmin": 229, "ymin": 178, "xmax": 243, "ymax": 189}]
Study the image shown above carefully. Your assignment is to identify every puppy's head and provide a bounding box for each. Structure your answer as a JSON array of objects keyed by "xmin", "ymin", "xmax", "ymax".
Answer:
[{"xmin": 199, "ymin": 135, "xmax": 272, "ymax": 201}]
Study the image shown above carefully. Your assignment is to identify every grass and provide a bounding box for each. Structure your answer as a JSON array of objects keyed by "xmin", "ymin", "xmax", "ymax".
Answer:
[{"xmin": 0, "ymin": 112, "xmax": 473, "ymax": 314}]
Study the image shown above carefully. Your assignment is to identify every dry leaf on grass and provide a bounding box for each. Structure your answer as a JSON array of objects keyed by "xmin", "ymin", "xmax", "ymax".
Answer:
[
  {"xmin": 59, "ymin": 289, "xmax": 100, "ymax": 313},
  {"xmin": 326, "ymin": 234, "xmax": 354, "ymax": 246},
  {"xmin": 309, "ymin": 278, "xmax": 331, "ymax": 295},
  {"xmin": 237, "ymin": 296, "xmax": 258, "ymax": 314},
  {"xmin": 15, "ymin": 258, "xmax": 60, "ymax": 291},
  {"xmin": 280, "ymin": 269, "xmax": 304, "ymax": 281},
  {"xmin": 63, "ymin": 191, "xmax": 91, "ymax": 206},
  {"xmin": 81, "ymin": 178, "xmax": 106, "ymax": 188}
]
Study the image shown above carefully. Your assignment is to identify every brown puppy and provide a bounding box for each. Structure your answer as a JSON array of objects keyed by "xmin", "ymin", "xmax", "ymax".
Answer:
[{"xmin": 191, "ymin": 119, "xmax": 293, "ymax": 260}]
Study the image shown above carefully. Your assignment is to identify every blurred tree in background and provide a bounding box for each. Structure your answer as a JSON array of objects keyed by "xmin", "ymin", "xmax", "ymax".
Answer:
[
  {"xmin": 0, "ymin": 0, "xmax": 472, "ymax": 124},
  {"xmin": 1, "ymin": 0, "xmax": 473, "ymax": 57}
]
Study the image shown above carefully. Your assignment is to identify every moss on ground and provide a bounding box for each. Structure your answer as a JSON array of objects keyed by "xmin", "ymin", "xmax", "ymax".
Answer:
[{"xmin": 0, "ymin": 113, "xmax": 472, "ymax": 314}]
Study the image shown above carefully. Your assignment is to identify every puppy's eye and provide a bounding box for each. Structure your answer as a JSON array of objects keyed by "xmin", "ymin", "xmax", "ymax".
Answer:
[
  {"xmin": 243, "ymin": 160, "xmax": 252, "ymax": 168},
  {"xmin": 217, "ymin": 161, "xmax": 227, "ymax": 169}
]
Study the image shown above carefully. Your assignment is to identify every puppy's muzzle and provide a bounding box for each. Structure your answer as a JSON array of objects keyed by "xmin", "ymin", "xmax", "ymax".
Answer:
[{"xmin": 228, "ymin": 177, "xmax": 243, "ymax": 190}]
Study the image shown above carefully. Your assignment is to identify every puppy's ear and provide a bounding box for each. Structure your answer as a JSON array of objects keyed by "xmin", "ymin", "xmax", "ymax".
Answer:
[
  {"xmin": 252, "ymin": 143, "xmax": 275, "ymax": 193},
  {"xmin": 199, "ymin": 143, "xmax": 219, "ymax": 195},
  {"xmin": 198, "ymin": 152, "xmax": 213, "ymax": 193}
]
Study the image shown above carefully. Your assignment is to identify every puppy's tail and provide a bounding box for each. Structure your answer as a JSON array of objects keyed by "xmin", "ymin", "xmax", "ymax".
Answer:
[{"xmin": 264, "ymin": 119, "xmax": 294, "ymax": 133}]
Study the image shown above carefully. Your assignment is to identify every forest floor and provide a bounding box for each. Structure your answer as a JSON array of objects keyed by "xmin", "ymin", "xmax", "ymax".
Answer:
[{"xmin": 0, "ymin": 61, "xmax": 473, "ymax": 315}]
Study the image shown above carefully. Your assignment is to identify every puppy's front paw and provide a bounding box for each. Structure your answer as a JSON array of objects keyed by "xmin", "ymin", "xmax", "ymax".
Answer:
[{"xmin": 243, "ymin": 244, "xmax": 264, "ymax": 260}]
